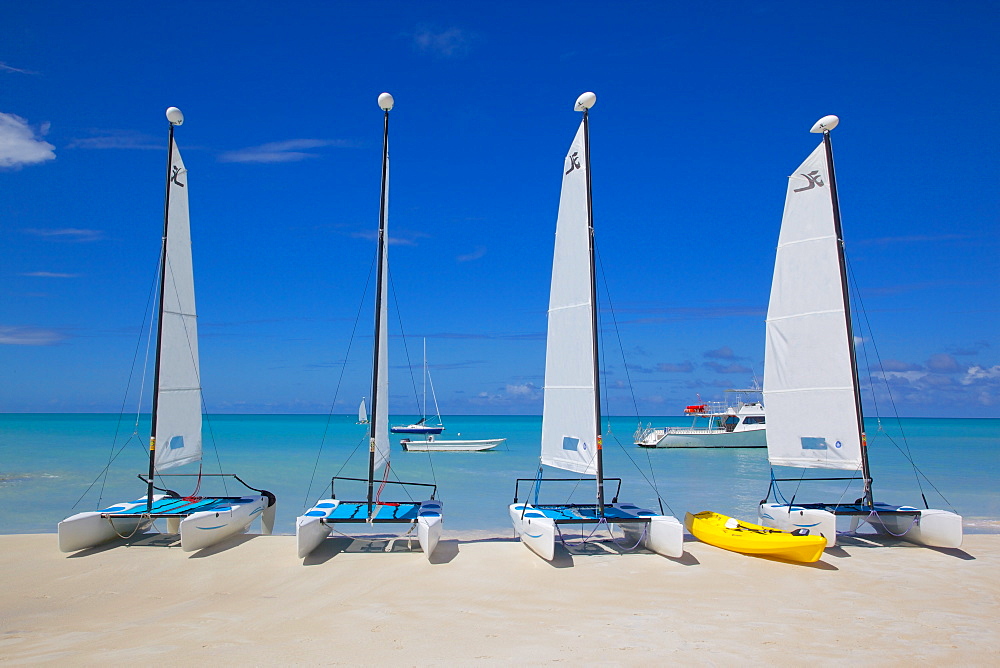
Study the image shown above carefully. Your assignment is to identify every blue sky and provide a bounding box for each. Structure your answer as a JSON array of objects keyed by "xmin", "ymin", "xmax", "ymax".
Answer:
[{"xmin": 2, "ymin": 1, "xmax": 998, "ymax": 418}]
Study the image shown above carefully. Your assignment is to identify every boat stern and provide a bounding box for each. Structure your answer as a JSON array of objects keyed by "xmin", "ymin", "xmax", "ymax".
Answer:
[
  {"xmin": 759, "ymin": 502, "xmax": 836, "ymax": 547},
  {"xmin": 509, "ymin": 503, "xmax": 556, "ymax": 561}
]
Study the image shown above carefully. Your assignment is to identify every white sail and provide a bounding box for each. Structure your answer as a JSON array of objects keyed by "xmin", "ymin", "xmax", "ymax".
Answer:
[
  {"xmin": 540, "ymin": 120, "xmax": 598, "ymax": 475},
  {"xmin": 154, "ymin": 138, "xmax": 202, "ymax": 471},
  {"xmin": 358, "ymin": 398, "xmax": 368, "ymax": 423},
  {"xmin": 372, "ymin": 154, "xmax": 390, "ymax": 472},
  {"xmin": 763, "ymin": 141, "xmax": 862, "ymax": 471}
]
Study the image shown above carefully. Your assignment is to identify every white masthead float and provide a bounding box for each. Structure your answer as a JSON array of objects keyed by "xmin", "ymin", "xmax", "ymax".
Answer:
[
  {"xmin": 757, "ymin": 115, "xmax": 962, "ymax": 549},
  {"xmin": 508, "ymin": 92, "xmax": 683, "ymax": 561},
  {"xmin": 58, "ymin": 107, "xmax": 276, "ymax": 553}
]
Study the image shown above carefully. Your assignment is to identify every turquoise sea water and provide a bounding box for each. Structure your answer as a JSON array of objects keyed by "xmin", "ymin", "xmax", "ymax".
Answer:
[{"xmin": 1, "ymin": 413, "xmax": 997, "ymax": 537}]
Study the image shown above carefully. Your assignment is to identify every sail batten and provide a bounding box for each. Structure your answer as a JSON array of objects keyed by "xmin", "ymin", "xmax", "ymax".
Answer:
[
  {"xmin": 763, "ymin": 140, "xmax": 862, "ymax": 472},
  {"xmin": 540, "ymin": 119, "xmax": 597, "ymax": 476},
  {"xmin": 154, "ymin": 138, "xmax": 202, "ymax": 472}
]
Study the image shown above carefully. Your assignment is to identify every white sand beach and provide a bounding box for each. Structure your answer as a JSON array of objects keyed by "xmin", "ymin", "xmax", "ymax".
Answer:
[{"xmin": 2, "ymin": 533, "xmax": 998, "ymax": 665}]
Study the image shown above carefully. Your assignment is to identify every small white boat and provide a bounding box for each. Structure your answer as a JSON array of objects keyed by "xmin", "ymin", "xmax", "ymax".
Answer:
[
  {"xmin": 401, "ymin": 435, "xmax": 505, "ymax": 452},
  {"xmin": 357, "ymin": 398, "xmax": 369, "ymax": 424},
  {"xmin": 635, "ymin": 390, "xmax": 766, "ymax": 448}
]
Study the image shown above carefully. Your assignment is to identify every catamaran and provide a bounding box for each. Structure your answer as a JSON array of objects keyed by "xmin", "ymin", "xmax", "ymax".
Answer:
[
  {"xmin": 757, "ymin": 115, "xmax": 963, "ymax": 549},
  {"xmin": 357, "ymin": 398, "xmax": 369, "ymax": 424},
  {"xmin": 296, "ymin": 93, "xmax": 443, "ymax": 560},
  {"xmin": 508, "ymin": 92, "xmax": 684, "ymax": 561},
  {"xmin": 58, "ymin": 107, "xmax": 276, "ymax": 553}
]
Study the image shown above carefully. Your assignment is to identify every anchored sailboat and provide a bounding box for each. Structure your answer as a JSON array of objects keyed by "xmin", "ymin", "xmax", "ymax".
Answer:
[
  {"xmin": 757, "ymin": 115, "xmax": 962, "ymax": 549},
  {"xmin": 58, "ymin": 107, "xmax": 276, "ymax": 553},
  {"xmin": 508, "ymin": 92, "xmax": 684, "ymax": 561},
  {"xmin": 296, "ymin": 93, "xmax": 443, "ymax": 560},
  {"xmin": 392, "ymin": 338, "xmax": 445, "ymax": 434}
]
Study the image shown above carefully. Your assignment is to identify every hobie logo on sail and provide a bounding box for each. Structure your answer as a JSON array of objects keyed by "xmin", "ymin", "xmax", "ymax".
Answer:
[
  {"xmin": 565, "ymin": 151, "xmax": 581, "ymax": 175},
  {"xmin": 793, "ymin": 170, "xmax": 823, "ymax": 192},
  {"xmin": 171, "ymin": 165, "xmax": 186, "ymax": 187}
]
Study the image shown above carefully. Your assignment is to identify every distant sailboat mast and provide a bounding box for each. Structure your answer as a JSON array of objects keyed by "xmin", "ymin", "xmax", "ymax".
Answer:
[
  {"xmin": 819, "ymin": 119, "xmax": 873, "ymax": 507},
  {"xmin": 367, "ymin": 92, "xmax": 393, "ymax": 518}
]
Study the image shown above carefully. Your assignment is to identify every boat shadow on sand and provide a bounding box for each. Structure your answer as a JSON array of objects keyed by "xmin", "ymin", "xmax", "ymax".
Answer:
[
  {"xmin": 64, "ymin": 532, "xmax": 261, "ymax": 558},
  {"xmin": 829, "ymin": 533, "xmax": 975, "ymax": 560},
  {"xmin": 521, "ymin": 535, "xmax": 702, "ymax": 569},
  {"xmin": 301, "ymin": 535, "xmax": 463, "ymax": 566}
]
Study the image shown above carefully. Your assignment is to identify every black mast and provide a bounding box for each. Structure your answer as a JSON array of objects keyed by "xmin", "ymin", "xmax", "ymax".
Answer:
[
  {"xmin": 823, "ymin": 127, "xmax": 873, "ymax": 507},
  {"xmin": 147, "ymin": 110, "xmax": 181, "ymax": 512},
  {"xmin": 368, "ymin": 95, "xmax": 391, "ymax": 518},
  {"xmin": 582, "ymin": 104, "xmax": 606, "ymax": 517}
]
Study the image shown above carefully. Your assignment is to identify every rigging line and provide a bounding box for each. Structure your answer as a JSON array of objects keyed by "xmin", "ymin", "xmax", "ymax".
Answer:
[
  {"xmin": 303, "ymin": 250, "xmax": 377, "ymax": 508},
  {"xmin": 75, "ymin": 434, "xmax": 144, "ymax": 510},
  {"xmin": 418, "ymin": 353, "xmax": 440, "ymax": 485},
  {"xmin": 94, "ymin": 260, "xmax": 161, "ymax": 509},
  {"xmin": 382, "ymin": 460, "xmax": 419, "ymax": 504},
  {"xmin": 384, "ymin": 266, "xmax": 439, "ymax": 487},
  {"xmin": 846, "ymin": 258, "xmax": 923, "ymax": 498},
  {"xmin": 606, "ymin": 429, "xmax": 674, "ymax": 516},
  {"xmin": 595, "ymin": 243, "xmax": 663, "ymax": 505},
  {"xmin": 594, "ymin": 241, "xmax": 673, "ymax": 512},
  {"xmin": 594, "ymin": 244, "xmax": 641, "ymax": 418},
  {"xmin": 330, "ymin": 433, "xmax": 371, "ymax": 488},
  {"xmin": 387, "ymin": 267, "xmax": 421, "ymax": 417},
  {"xmin": 135, "ymin": 249, "xmax": 163, "ymax": 448}
]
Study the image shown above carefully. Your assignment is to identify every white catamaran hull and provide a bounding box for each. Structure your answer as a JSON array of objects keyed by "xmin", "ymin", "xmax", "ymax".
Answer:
[
  {"xmin": 296, "ymin": 499, "xmax": 444, "ymax": 559},
  {"xmin": 758, "ymin": 503, "xmax": 837, "ymax": 547},
  {"xmin": 58, "ymin": 495, "xmax": 165, "ymax": 553},
  {"xmin": 417, "ymin": 500, "xmax": 443, "ymax": 556},
  {"xmin": 509, "ymin": 503, "xmax": 683, "ymax": 561},
  {"xmin": 177, "ymin": 495, "xmax": 272, "ymax": 552},
  {"xmin": 866, "ymin": 506, "xmax": 963, "ymax": 549},
  {"xmin": 759, "ymin": 502, "xmax": 963, "ymax": 549},
  {"xmin": 58, "ymin": 493, "xmax": 273, "ymax": 553},
  {"xmin": 509, "ymin": 504, "xmax": 557, "ymax": 561},
  {"xmin": 401, "ymin": 438, "xmax": 504, "ymax": 452},
  {"xmin": 618, "ymin": 508, "xmax": 685, "ymax": 558}
]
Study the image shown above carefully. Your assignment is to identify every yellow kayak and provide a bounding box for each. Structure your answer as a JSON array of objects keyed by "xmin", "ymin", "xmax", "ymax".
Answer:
[{"xmin": 684, "ymin": 511, "xmax": 827, "ymax": 563}]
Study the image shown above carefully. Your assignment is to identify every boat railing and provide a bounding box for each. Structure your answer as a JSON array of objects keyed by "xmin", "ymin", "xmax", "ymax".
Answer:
[
  {"xmin": 512, "ymin": 477, "xmax": 624, "ymax": 504},
  {"xmin": 664, "ymin": 426, "xmax": 724, "ymax": 435},
  {"xmin": 633, "ymin": 425, "xmax": 666, "ymax": 444},
  {"xmin": 690, "ymin": 401, "xmax": 729, "ymax": 414},
  {"xmin": 139, "ymin": 472, "xmax": 271, "ymax": 497},
  {"xmin": 330, "ymin": 475, "xmax": 438, "ymax": 500}
]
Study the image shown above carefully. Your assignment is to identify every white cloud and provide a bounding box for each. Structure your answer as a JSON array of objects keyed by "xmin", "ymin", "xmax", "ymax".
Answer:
[
  {"xmin": 219, "ymin": 139, "xmax": 357, "ymax": 163},
  {"xmin": 961, "ymin": 365, "xmax": 1000, "ymax": 386},
  {"xmin": 412, "ymin": 25, "xmax": 474, "ymax": 58},
  {"xmin": 457, "ymin": 246, "xmax": 486, "ymax": 263},
  {"xmin": 0, "ymin": 112, "xmax": 55, "ymax": 168},
  {"xmin": 0, "ymin": 62, "xmax": 36, "ymax": 75},
  {"xmin": 21, "ymin": 271, "xmax": 80, "ymax": 278},
  {"xmin": 0, "ymin": 325, "xmax": 65, "ymax": 345},
  {"xmin": 67, "ymin": 129, "xmax": 159, "ymax": 150},
  {"xmin": 25, "ymin": 228, "xmax": 104, "ymax": 242}
]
